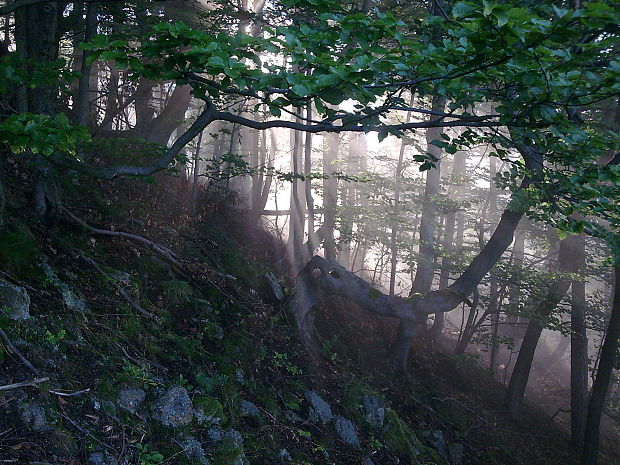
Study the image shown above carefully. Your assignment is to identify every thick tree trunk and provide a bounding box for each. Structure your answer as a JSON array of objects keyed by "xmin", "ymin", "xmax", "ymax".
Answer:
[
  {"xmin": 505, "ymin": 235, "xmax": 574, "ymax": 417},
  {"xmin": 15, "ymin": 1, "xmax": 63, "ymax": 226},
  {"xmin": 581, "ymin": 265, "xmax": 620, "ymax": 465},
  {"xmin": 191, "ymin": 130, "xmax": 204, "ymax": 216}
]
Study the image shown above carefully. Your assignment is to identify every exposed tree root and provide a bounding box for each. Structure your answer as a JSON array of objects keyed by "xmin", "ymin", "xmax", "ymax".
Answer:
[{"xmin": 64, "ymin": 208, "xmax": 182, "ymax": 270}]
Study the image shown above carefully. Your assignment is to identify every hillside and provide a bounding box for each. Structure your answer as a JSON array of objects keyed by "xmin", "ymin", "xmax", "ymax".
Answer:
[{"xmin": 0, "ymin": 167, "xmax": 608, "ymax": 465}]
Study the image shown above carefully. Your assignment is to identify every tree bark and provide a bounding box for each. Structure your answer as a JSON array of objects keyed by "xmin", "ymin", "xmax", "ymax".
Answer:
[
  {"xmin": 76, "ymin": 2, "xmax": 97, "ymax": 126},
  {"xmin": 322, "ymin": 132, "xmax": 339, "ymax": 261},
  {"xmin": 391, "ymin": 94, "xmax": 445, "ymax": 371},
  {"xmin": 505, "ymin": 235, "xmax": 575, "ymax": 417},
  {"xmin": 581, "ymin": 265, "xmax": 620, "ymax": 465},
  {"xmin": 570, "ymin": 234, "xmax": 588, "ymax": 449}
]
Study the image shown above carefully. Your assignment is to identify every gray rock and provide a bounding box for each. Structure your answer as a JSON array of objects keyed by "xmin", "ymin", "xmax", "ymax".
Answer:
[
  {"xmin": 448, "ymin": 443, "xmax": 464, "ymax": 465},
  {"xmin": 363, "ymin": 395, "xmax": 385, "ymax": 431},
  {"xmin": 423, "ymin": 430, "xmax": 447, "ymax": 459},
  {"xmin": 211, "ymin": 325, "xmax": 224, "ymax": 340},
  {"xmin": 239, "ymin": 400, "xmax": 261, "ymax": 419},
  {"xmin": 19, "ymin": 401, "xmax": 49, "ymax": 432},
  {"xmin": 152, "ymin": 386, "xmax": 193, "ymax": 427},
  {"xmin": 261, "ymin": 272, "xmax": 284, "ymax": 303},
  {"xmin": 284, "ymin": 409, "xmax": 303, "ymax": 424},
  {"xmin": 208, "ymin": 428, "xmax": 245, "ymax": 465},
  {"xmin": 278, "ymin": 448, "xmax": 292, "ymax": 462},
  {"xmin": 305, "ymin": 391, "xmax": 332, "ymax": 424},
  {"xmin": 39, "ymin": 264, "xmax": 86, "ymax": 313},
  {"xmin": 117, "ymin": 387, "xmax": 146, "ymax": 415},
  {"xmin": 179, "ymin": 435, "xmax": 210, "ymax": 465},
  {"xmin": 194, "ymin": 407, "xmax": 221, "ymax": 426},
  {"xmin": 0, "ymin": 279, "xmax": 30, "ymax": 320},
  {"xmin": 87, "ymin": 452, "xmax": 118, "ymax": 465},
  {"xmin": 333, "ymin": 415, "xmax": 360, "ymax": 448},
  {"xmin": 363, "ymin": 459, "xmax": 376, "ymax": 465}
]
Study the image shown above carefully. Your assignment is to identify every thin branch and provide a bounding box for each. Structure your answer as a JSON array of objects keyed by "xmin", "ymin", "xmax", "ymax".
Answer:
[
  {"xmin": 64, "ymin": 208, "xmax": 182, "ymax": 270},
  {"xmin": 48, "ymin": 388, "xmax": 91, "ymax": 397},
  {"xmin": 0, "ymin": 327, "xmax": 40, "ymax": 376},
  {"xmin": 77, "ymin": 253, "xmax": 156, "ymax": 320},
  {"xmin": 0, "ymin": 377, "xmax": 49, "ymax": 392}
]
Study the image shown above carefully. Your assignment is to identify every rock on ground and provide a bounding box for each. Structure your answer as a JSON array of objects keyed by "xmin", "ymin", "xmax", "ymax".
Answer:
[
  {"xmin": 448, "ymin": 443, "xmax": 464, "ymax": 465},
  {"xmin": 363, "ymin": 395, "xmax": 385, "ymax": 431},
  {"xmin": 0, "ymin": 279, "xmax": 30, "ymax": 320},
  {"xmin": 19, "ymin": 401, "xmax": 49, "ymax": 432},
  {"xmin": 117, "ymin": 387, "xmax": 146, "ymax": 415},
  {"xmin": 305, "ymin": 390, "xmax": 332, "ymax": 424},
  {"xmin": 87, "ymin": 452, "xmax": 118, "ymax": 465},
  {"xmin": 151, "ymin": 386, "xmax": 193, "ymax": 427},
  {"xmin": 333, "ymin": 415, "xmax": 360, "ymax": 448},
  {"xmin": 179, "ymin": 435, "xmax": 210, "ymax": 465},
  {"xmin": 423, "ymin": 430, "xmax": 448, "ymax": 459}
]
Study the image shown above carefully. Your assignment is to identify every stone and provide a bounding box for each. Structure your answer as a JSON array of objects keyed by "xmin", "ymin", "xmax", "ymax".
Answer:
[
  {"xmin": 0, "ymin": 279, "xmax": 30, "ymax": 320},
  {"xmin": 448, "ymin": 443, "xmax": 464, "ymax": 465},
  {"xmin": 333, "ymin": 415, "xmax": 360, "ymax": 448},
  {"xmin": 284, "ymin": 410, "xmax": 303, "ymax": 424},
  {"xmin": 363, "ymin": 395, "xmax": 385, "ymax": 431},
  {"xmin": 363, "ymin": 458, "xmax": 376, "ymax": 465},
  {"xmin": 305, "ymin": 391, "xmax": 332, "ymax": 424},
  {"xmin": 151, "ymin": 386, "xmax": 193, "ymax": 427},
  {"xmin": 208, "ymin": 428, "xmax": 245, "ymax": 465},
  {"xmin": 423, "ymin": 430, "xmax": 448, "ymax": 459},
  {"xmin": 39, "ymin": 263, "xmax": 86, "ymax": 313},
  {"xmin": 87, "ymin": 452, "xmax": 118, "ymax": 465},
  {"xmin": 260, "ymin": 272, "xmax": 284, "ymax": 303},
  {"xmin": 194, "ymin": 408, "xmax": 221, "ymax": 426},
  {"xmin": 179, "ymin": 435, "xmax": 210, "ymax": 465},
  {"xmin": 117, "ymin": 387, "xmax": 146, "ymax": 415},
  {"xmin": 239, "ymin": 400, "xmax": 261, "ymax": 419},
  {"xmin": 278, "ymin": 448, "xmax": 292, "ymax": 462},
  {"xmin": 19, "ymin": 401, "xmax": 49, "ymax": 432}
]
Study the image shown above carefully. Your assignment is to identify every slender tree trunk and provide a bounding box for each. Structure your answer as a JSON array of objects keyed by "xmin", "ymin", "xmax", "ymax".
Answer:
[
  {"xmin": 391, "ymin": 94, "xmax": 445, "ymax": 371},
  {"xmin": 77, "ymin": 2, "xmax": 97, "ymax": 126},
  {"xmin": 389, "ymin": 97, "xmax": 413, "ymax": 296},
  {"xmin": 506, "ymin": 236, "xmax": 575, "ymax": 417},
  {"xmin": 304, "ymin": 105, "xmax": 316, "ymax": 256},
  {"xmin": 581, "ymin": 265, "xmax": 620, "ymax": 465},
  {"xmin": 191, "ymin": 130, "xmax": 204, "ymax": 216},
  {"xmin": 570, "ymin": 234, "xmax": 588, "ymax": 449},
  {"xmin": 323, "ymin": 132, "xmax": 339, "ymax": 261},
  {"xmin": 431, "ymin": 150, "xmax": 467, "ymax": 340}
]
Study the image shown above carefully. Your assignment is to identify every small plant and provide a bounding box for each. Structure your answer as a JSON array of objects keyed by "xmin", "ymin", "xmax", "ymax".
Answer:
[
  {"xmin": 272, "ymin": 352, "xmax": 303, "ymax": 376},
  {"xmin": 45, "ymin": 329, "xmax": 66, "ymax": 349},
  {"xmin": 122, "ymin": 361, "xmax": 159, "ymax": 388},
  {"xmin": 136, "ymin": 443, "xmax": 164, "ymax": 465}
]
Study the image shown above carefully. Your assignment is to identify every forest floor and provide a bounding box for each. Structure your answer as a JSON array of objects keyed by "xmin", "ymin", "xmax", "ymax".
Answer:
[{"xmin": 0, "ymin": 167, "xmax": 616, "ymax": 465}]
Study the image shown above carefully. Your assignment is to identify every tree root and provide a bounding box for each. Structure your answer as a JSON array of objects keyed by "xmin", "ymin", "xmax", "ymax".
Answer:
[
  {"xmin": 78, "ymin": 254, "xmax": 157, "ymax": 320},
  {"xmin": 64, "ymin": 208, "xmax": 182, "ymax": 270},
  {"xmin": 0, "ymin": 327, "xmax": 41, "ymax": 377}
]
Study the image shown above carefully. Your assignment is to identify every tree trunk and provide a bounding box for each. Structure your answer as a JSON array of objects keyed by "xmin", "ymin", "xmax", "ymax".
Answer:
[
  {"xmin": 391, "ymin": 95, "xmax": 445, "ymax": 371},
  {"xmin": 570, "ymin": 234, "xmax": 588, "ymax": 449},
  {"xmin": 304, "ymin": 105, "xmax": 316, "ymax": 256},
  {"xmin": 191, "ymin": 130, "xmax": 204, "ymax": 216},
  {"xmin": 506, "ymin": 235, "xmax": 575, "ymax": 417},
  {"xmin": 322, "ymin": 132, "xmax": 339, "ymax": 261},
  {"xmin": 581, "ymin": 264, "xmax": 620, "ymax": 465},
  {"xmin": 15, "ymin": 1, "xmax": 63, "ymax": 226},
  {"xmin": 389, "ymin": 97, "xmax": 413, "ymax": 296},
  {"xmin": 76, "ymin": 2, "xmax": 97, "ymax": 126},
  {"xmin": 431, "ymin": 150, "xmax": 467, "ymax": 340}
]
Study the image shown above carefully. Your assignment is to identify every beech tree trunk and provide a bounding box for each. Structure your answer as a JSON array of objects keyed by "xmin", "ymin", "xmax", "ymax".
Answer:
[
  {"xmin": 322, "ymin": 132, "xmax": 339, "ymax": 261},
  {"xmin": 391, "ymin": 94, "xmax": 445, "ymax": 371},
  {"xmin": 581, "ymin": 265, "xmax": 620, "ymax": 465},
  {"xmin": 570, "ymin": 234, "xmax": 588, "ymax": 449},
  {"xmin": 506, "ymin": 235, "xmax": 575, "ymax": 417}
]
